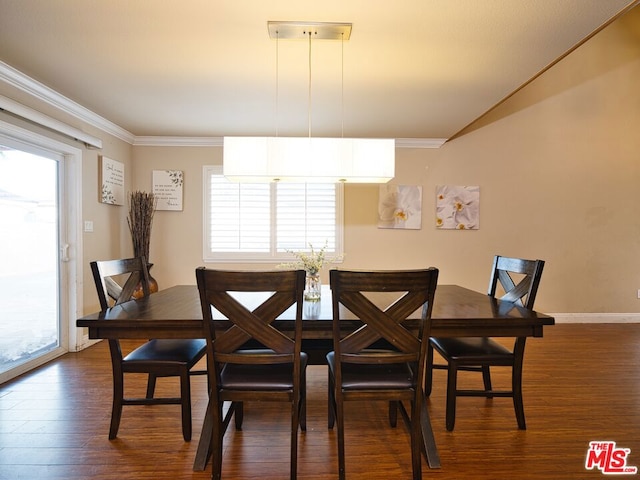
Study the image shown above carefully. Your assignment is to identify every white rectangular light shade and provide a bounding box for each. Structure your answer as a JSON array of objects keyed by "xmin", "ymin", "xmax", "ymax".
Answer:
[{"xmin": 223, "ymin": 137, "xmax": 395, "ymax": 183}]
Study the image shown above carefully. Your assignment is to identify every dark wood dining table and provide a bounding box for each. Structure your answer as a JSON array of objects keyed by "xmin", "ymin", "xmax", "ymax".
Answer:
[{"xmin": 77, "ymin": 283, "xmax": 554, "ymax": 471}]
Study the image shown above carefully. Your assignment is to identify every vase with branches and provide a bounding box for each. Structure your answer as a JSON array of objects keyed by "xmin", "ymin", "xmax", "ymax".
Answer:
[{"xmin": 127, "ymin": 190, "xmax": 158, "ymax": 296}]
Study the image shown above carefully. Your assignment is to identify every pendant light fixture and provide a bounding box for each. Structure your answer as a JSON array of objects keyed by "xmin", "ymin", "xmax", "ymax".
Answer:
[{"xmin": 223, "ymin": 21, "xmax": 395, "ymax": 183}]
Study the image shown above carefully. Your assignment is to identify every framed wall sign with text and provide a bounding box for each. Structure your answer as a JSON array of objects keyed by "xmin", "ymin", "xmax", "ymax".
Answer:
[
  {"xmin": 99, "ymin": 156, "xmax": 125, "ymax": 205},
  {"xmin": 153, "ymin": 170, "xmax": 183, "ymax": 211}
]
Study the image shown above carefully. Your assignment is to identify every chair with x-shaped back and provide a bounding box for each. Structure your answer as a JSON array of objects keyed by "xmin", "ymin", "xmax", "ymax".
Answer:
[
  {"xmin": 426, "ymin": 255, "xmax": 544, "ymax": 431},
  {"xmin": 91, "ymin": 257, "xmax": 207, "ymax": 441},
  {"xmin": 196, "ymin": 267, "xmax": 307, "ymax": 480},
  {"xmin": 327, "ymin": 268, "xmax": 439, "ymax": 480}
]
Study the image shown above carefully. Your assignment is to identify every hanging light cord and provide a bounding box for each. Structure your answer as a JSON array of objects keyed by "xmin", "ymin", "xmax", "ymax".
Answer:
[
  {"xmin": 275, "ymin": 30, "xmax": 279, "ymax": 137},
  {"xmin": 341, "ymin": 32, "xmax": 344, "ymax": 138},
  {"xmin": 308, "ymin": 30, "xmax": 312, "ymax": 139}
]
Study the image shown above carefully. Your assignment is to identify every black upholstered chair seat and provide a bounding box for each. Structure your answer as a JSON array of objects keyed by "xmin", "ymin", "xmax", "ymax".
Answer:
[
  {"xmin": 124, "ymin": 338, "xmax": 207, "ymax": 365},
  {"xmin": 221, "ymin": 350, "xmax": 308, "ymax": 390},
  {"xmin": 430, "ymin": 337, "xmax": 512, "ymax": 362},
  {"xmin": 326, "ymin": 351, "xmax": 415, "ymax": 390}
]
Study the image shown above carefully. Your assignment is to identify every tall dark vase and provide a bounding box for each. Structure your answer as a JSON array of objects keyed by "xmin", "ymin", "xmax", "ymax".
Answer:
[{"xmin": 133, "ymin": 263, "xmax": 158, "ymax": 299}]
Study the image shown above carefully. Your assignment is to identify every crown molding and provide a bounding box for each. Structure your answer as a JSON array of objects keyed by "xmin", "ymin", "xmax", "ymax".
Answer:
[
  {"xmin": 0, "ymin": 61, "xmax": 134, "ymax": 144},
  {"xmin": 133, "ymin": 136, "xmax": 223, "ymax": 147},
  {"xmin": 395, "ymin": 138, "xmax": 447, "ymax": 148}
]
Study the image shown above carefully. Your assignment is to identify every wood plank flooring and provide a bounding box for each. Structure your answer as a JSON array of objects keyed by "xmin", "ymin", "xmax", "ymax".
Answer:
[{"xmin": 1, "ymin": 324, "xmax": 639, "ymax": 479}]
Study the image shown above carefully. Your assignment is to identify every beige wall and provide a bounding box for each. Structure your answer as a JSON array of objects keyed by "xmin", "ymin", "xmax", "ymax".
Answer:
[
  {"xmin": 131, "ymin": 8, "xmax": 640, "ymax": 315},
  {"xmin": 81, "ymin": 141, "xmax": 134, "ymax": 313},
  {"xmin": 1, "ymin": 7, "xmax": 639, "ymax": 317},
  {"xmin": 130, "ymin": 146, "xmax": 220, "ymax": 287}
]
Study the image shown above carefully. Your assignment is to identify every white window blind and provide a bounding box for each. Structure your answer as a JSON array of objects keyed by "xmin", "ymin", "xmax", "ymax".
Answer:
[{"xmin": 203, "ymin": 166, "xmax": 343, "ymax": 262}]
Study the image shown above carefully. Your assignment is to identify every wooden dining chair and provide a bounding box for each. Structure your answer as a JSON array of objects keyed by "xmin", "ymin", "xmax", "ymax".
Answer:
[
  {"xmin": 90, "ymin": 257, "xmax": 207, "ymax": 441},
  {"xmin": 426, "ymin": 255, "xmax": 545, "ymax": 431},
  {"xmin": 327, "ymin": 268, "xmax": 439, "ymax": 480},
  {"xmin": 195, "ymin": 268, "xmax": 307, "ymax": 480}
]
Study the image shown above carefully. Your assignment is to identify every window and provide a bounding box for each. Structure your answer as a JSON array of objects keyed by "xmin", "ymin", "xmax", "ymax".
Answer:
[{"xmin": 203, "ymin": 166, "xmax": 343, "ymax": 262}]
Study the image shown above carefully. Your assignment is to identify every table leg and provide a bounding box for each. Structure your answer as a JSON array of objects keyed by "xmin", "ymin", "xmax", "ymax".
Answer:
[
  {"xmin": 194, "ymin": 391, "xmax": 442, "ymax": 470},
  {"xmin": 421, "ymin": 398, "xmax": 441, "ymax": 468},
  {"xmin": 193, "ymin": 398, "xmax": 213, "ymax": 471}
]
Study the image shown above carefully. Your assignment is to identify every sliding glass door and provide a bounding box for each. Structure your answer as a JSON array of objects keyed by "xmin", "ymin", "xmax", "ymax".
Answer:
[{"xmin": 0, "ymin": 144, "xmax": 65, "ymax": 381}]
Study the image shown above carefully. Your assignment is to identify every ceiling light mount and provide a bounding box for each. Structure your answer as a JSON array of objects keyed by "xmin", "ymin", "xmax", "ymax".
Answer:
[{"xmin": 268, "ymin": 21, "xmax": 352, "ymax": 41}]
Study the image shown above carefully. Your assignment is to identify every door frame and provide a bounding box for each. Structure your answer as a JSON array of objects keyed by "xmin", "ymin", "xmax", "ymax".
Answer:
[{"xmin": 0, "ymin": 119, "xmax": 84, "ymax": 382}]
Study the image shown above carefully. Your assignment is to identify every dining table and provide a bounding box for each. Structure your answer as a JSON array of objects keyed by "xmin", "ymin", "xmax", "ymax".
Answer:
[{"xmin": 77, "ymin": 283, "xmax": 555, "ymax": 470}]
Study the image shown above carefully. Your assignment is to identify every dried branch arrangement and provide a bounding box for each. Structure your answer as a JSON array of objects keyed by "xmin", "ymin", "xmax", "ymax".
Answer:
[{"xmin": 127, "ymin": 190, "xmax": 156, "ymax": 262}]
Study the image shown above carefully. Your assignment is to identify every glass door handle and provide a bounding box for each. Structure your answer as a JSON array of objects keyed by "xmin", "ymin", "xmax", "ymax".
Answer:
[{"xmin": 61, "ymin": 243, "xmax": 70, "ymax": 262}]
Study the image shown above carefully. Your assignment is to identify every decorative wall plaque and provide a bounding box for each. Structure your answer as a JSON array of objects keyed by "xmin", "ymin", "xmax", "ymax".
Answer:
[
  {"xmin": 99, "ymin": 156, "xmax": 125, "ymax": 205},
  {"xmin": 152, "ymin": 170, "xmax": 183, "ymax": 211}
]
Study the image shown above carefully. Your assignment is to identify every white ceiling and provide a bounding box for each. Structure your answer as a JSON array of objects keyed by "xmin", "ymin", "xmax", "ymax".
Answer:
[{"xmin": 0, "ymin": 0, "xmax": 637, "ymax": 141}]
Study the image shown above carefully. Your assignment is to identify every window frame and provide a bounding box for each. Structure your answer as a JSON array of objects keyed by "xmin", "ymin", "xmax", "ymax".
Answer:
[{"xmin": 203, "ymin": 165, "xmax": 344, "ymax": 263}]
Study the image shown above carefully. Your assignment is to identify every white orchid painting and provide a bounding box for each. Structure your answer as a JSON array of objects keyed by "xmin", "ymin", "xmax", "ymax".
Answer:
[
  {"xmin": 378, "ymin": 184, "xmax": 422, "ymax": 230},
  {"xmin": 436, "ymin": 185, "xmax": 480, "ymax": 230}
]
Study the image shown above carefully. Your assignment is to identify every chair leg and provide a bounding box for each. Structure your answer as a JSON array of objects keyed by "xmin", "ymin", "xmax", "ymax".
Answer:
[
  {"xmin": 212, "ymin": 402, "xmax": 224, "ymax": 480},
  {"xmin": 513, "ymin": 383, "xmax": 526, "ymax": 430},
  {"xmin": 513, "ymin": 367, "xmax": 526, "ymax": 427},
  {"xmin": 290, "ymin": 398, "xmax": 300, "ymax": 480},
  {"xmin": 410, "ymin": 399, "xmax": 422, "ymax": 480},
  {"xmin": 425, "ymin": 343, "xmax": 434, "ymax": 397},
  {"xmin": 389, "ymin": 401, "xmax": 398, "ymax": 427},
  {"xmin": 482, "ymin": 365, "xmax": 493, "ymax": 398},
  {"xmin": 146, "ymin": 373, "xmax": 158, "ymax": 399},
  {"xmin": 109, "ymin": 372, "xmax": 124, "ymax": 440},
  {"xmin": 445, "ymin": 363, "xmax": 458, "ymax": 432},
  {"xmin": 180, "ymin": 370, "xmax": 192, "ymax": 441},
  {"xmin": 336, "ymin": 393, "xmax": 346, "ymax": 480},
  {"xmin": 234, "ymin": 401, "xmax": 244, "ymax": 430},
  {"xmin": 299, "ymin": 368, "xmax": 307, "ymax": 432},
  {"xmin": 513, "ymin": 338, "xmax": 527, "ymax": 430},
  {"xmin": 328, "ymin": 368, "xmax": 336, "ymax": 429},
  {"xmin": 299, "ymin": 399, "xmax": 307, "ymax": 432}
]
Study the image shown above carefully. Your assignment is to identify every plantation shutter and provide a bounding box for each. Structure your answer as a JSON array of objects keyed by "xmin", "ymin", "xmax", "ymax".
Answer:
[
  {"xmin": 276, "ymin": 183, "xmax": 337, "ymax": 252},
  {"xmin": 208, "ymin": 175, "xmax": 270, "ymax": 252},
  {"xmin": 204, "ymin": 166, "xmax": 342, "ymax": 262}
]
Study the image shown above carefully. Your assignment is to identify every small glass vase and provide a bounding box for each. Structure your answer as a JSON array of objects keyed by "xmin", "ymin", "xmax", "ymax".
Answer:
[{"xmin": 304, "ymin": 272, "xmax": 321, "ymax": 302}]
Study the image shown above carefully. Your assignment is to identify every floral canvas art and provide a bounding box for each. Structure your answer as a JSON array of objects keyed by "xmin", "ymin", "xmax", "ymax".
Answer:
[
  {"xmin": 436, "ymin": 185, "xmax": 480, "ymax": 230},
  {"xmin": 378, "ymin": 184, "xmax": 422, "ymax": 230}
]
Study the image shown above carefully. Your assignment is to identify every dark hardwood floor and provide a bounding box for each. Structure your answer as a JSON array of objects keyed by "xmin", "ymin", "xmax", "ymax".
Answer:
[{"xmin": 1, "ymin": 323, "xmax": 639, "ymax": 479}]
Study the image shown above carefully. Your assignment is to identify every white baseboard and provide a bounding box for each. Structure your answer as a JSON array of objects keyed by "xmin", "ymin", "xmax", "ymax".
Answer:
[
  {"xmin": 551, "ymin": 313, "xmax": 640, "ymax": 324},
  {"xmin": 72, "ymin": 337, "xmax": 102, "ymax": 352}
]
